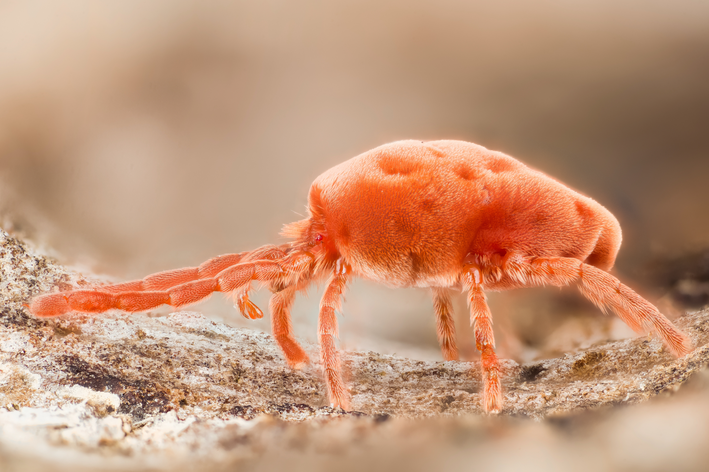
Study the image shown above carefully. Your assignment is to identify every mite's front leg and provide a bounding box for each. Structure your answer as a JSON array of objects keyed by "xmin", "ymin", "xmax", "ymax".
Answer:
[
  {"xmin": 463, "ymin": 264, "xmax": 502, "ymax": 413},
  {"xmin": 318, "ymin": 260, "xmax": 350, "ymax": 409},
  {"xmin": 29, "ymin": 258, "xmax": 284, "ymax": 317}
]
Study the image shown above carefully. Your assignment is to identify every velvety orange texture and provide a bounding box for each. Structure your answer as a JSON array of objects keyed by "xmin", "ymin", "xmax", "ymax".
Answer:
[{"xmin": 310, "ymin": 140, "xmax": 621, "ymax": 288}]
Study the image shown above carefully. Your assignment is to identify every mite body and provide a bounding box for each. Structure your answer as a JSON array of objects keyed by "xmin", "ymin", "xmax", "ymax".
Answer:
[
  {"xmin": 313, "ymin": 140, "xmax": 620, "ymax": 288},
  {"xmin": 29, "ymin": 140, "xmax": 691, "ymax": 413}
]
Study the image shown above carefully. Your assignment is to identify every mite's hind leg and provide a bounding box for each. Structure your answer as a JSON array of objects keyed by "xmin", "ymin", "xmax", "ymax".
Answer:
[
  {"xmin": 270, "ymin": 285, "xmax": 310, "ymax": 368},
  {"xmin": 505, "ymin": 256, "xmax": 692, "ymax": 357},
  {"xmin": 463, "ymin": 265, "xmax": 502, "ymax": 413},
  {"xmin": 576, "ymin": 262, "xmax": 691, "ymax": 356},
  {"xmin": 318, "ymin": 261, "xmax": 350, "ymax": 410},
  {"xmin": 432, "ymin": 288, "xmax": 459, "ymax": 361}
]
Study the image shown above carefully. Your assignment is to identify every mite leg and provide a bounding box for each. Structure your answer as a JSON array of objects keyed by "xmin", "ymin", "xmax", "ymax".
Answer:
[
  {"xmin": 101, "ymin": 245, "xmax": 288, "ymax": 294},
  {"xmin": 318, "ymin": 261, "xmax": 350, "ymax": 409},
  {"xmin": 29, "ymin": 259, "xmax": 284, "ymax": 317},
  {"xmin": 270, "ymin": 285, "xmax": 310, "ymax": 368},
  {"xmin": 506, "ymin": 256, "xmax": 692, "ymax": 357},
  {"xmin": 578, "ymin": 263, "xmax": 691, "ymax": 356},
  {"xmin": 102, "ymin": 253, "xmax": 247, "ymax": 294},
  {"xmin": 432, "ymin": 288, "xmax": 459, "ymax": 361},
  {"xmin": 463, "ymin": 265, "xmax": 502, "ymax": 413}
]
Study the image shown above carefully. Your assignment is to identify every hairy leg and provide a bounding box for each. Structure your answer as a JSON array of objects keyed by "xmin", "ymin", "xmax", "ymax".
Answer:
[
  {"xmin": 102, "ymin": 253, "xmax": 246, "ymax": 293},
  {"xmin": 105, "ymin": 245, "xmax": 287, "ymax": 293},
  {"xmin": 504, "ymin": 256, "xmax": 691, "ymax": 357},
  {"xmin": 30, "ymin": 258, "xmax": 283, "ymax": 317},
  {"xmin": 432, "ymin": 288, "xmax": 459, "ymax": 361},
  {"xmin": 318, "ymin": 260, "xmax": 350, "ymax": 409},
  {"xmin": 270, "ymin": 285, "xmax": 310, "ymax": 368},
  {"xmin": 462, "ymin": 264, "xmax": 502, "ymax": 413},
  {"xmin": 29, "ymin": 248, "xmax": 317, "ymax": 318}
]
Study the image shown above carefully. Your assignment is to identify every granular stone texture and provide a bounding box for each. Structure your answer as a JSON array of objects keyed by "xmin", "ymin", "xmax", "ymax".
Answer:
[{"xmin": 1, "ymin": 228, "xmax": 709, "ymax": 471}]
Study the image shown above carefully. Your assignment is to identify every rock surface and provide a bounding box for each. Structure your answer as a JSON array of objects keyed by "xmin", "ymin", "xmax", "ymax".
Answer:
[{"xmin": 2, "ymin": 228, "xmax": 709, "ymax": 471}]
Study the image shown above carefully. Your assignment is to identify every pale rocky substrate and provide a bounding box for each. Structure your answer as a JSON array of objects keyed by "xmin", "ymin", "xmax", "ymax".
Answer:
[{"xmin": 2, "ymin": 229, "xmax": 709, "ymax": 471}]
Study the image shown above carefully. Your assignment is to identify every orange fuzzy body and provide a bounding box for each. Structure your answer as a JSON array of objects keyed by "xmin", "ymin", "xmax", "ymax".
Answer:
[{"xmin": 309, "ymin": 140, "xmax": 621, "ymax": 288}]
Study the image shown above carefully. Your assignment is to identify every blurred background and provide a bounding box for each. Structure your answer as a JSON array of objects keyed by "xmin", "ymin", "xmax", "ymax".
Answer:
[{"xmin": 1, "ymin": 0, "xmax": 708, "ymax": 361}]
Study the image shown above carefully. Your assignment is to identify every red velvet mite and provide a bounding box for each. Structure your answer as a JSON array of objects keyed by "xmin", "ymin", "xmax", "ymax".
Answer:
[{"xmin": 29, "ymin": 140, "xmax": 691, "ymax": 412}]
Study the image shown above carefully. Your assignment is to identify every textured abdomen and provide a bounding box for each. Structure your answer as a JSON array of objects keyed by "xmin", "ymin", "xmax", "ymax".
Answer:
[{"xmin": 310, "ymin": 140, "xmax": 622, "ymax": 286}]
